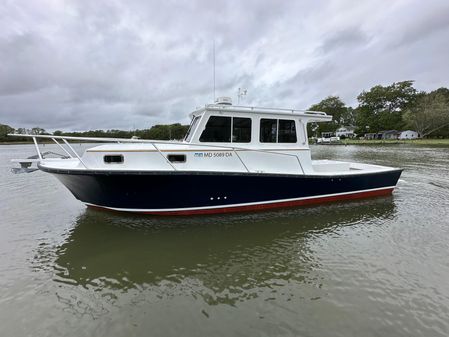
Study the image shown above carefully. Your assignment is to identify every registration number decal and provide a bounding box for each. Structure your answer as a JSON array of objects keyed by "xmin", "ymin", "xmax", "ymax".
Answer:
[{"xmin": 194, "ymin": 152, "xmax": 233, "ymax": 158}]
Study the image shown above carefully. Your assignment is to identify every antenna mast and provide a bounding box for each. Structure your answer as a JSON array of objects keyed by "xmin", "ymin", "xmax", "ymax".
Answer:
[
  {"xmin": 213, "ymin": 40, "xmax": 216, "ymax": 102},
  {"xmin": 238, "ymin": 87, "xmax": 247, "ymax": 104}
]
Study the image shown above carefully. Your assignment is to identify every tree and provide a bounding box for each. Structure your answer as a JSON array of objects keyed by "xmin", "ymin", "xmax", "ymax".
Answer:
[
  {"xmin": 169, "ymin": 123, "xmax": 189, "ymax": 140},
  {"xmin": 17, "ymin": 128, "xmax": 29, "ymax": 134},
  {"xmin": 136, "ymin": 124, "xmax": 189, "ymax": 140},
  {"xmin": 147, "ymin": 125, "xmax": 171, "ymax": 140},
  {"xmin": 356, "ymin": 81, "xmax": 419, "ymax": 133},
  {"xmin": 403, "ymin": 88, "xmax": 449, "ymax": 137},
  {"xmin": 0, "ymin": 124, "xmax": 15, "ymax": 141},
  {"xmin": 31, "ymin": 127, "xmax": 47, "ymax": 135},
  {"xmin": 340, "ymin": 107, "xmax": 356, "ymax": 127},
  {"xmin": 308, "ymin": 96, "xmax": 350, "ymax": 136}
]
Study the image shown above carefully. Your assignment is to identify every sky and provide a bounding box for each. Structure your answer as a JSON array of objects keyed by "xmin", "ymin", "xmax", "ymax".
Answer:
[{"xmin": 1, "ymin": 0, "xmax": 449, "ymax": 131}]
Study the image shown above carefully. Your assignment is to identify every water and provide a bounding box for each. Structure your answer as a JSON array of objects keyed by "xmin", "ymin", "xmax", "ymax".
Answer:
[{"xmin": 1, "ymin": 143, "xmax": 449, "ymax": 337}]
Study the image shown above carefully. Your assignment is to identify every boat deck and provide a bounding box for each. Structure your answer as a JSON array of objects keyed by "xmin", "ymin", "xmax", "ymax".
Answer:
[{"xmin": 38, "ymin": 156, "xmax": 397, "ymax": 177}]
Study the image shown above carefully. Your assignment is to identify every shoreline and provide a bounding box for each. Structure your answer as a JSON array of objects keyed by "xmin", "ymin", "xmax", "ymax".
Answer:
[
  {"xmin": 2, "ymin": 139, "xmax": 449, "ymax": 146},
  {"xmin": 311, "ymin": 139, "xmax": 449, "ymax": 146},
  {"xmin": 0, "ymin": 141, "xmax": 54, "ymax": 145}
]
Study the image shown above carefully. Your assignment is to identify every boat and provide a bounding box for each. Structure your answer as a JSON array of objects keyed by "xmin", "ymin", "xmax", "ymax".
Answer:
[
  {"xmin": 316, "ymin": 136, "xmax": 341, "ymax": 144},
  {"xmin": 9, "ymin": 97, "xmax": 402, "ymax": 215}
]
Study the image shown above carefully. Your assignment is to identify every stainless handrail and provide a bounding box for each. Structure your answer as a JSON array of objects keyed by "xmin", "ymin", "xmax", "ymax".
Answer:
[
  {"xmin": 32, "ymin": 137, "xmax": 42, "ymax": 160},
  {"xmin": 204, "ymin": 104, "xmax": 328, "ymax": 115},
  {"xmin": 61, "ymin": 139, "xmax": 89, "ymax": 169},
  {"xmin": 51, "ymin": 138, "xmax": 73, "ymax": 158}
]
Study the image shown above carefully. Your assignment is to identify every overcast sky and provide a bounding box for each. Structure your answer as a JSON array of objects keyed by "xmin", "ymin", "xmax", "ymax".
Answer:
[{"xmin": 1, "ymin": 0, "xmax": 449, "ymax": 131}]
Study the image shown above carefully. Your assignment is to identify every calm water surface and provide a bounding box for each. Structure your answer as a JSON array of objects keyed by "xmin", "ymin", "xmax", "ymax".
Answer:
[{"xmin": 1, "ymin": 143, "xmax": 449, "ymax": 337}]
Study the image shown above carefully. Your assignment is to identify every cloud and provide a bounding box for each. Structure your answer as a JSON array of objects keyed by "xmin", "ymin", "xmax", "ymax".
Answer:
[
  {"xmin": 389, "ymin": 3, "xmax": 449, "ymax": 49},
  {"xmin": 318, "ymin": 28, "xmax": 370, "ymax": 54},
  {"xmin": 0, "ymin": 0, "xmax": 448, "ymax": 131}
]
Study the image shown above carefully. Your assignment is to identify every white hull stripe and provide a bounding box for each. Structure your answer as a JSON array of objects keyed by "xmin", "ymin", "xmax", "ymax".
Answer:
[{"xmin": 84, "ymin": 186, "xmax": 396, "ymax": 213}]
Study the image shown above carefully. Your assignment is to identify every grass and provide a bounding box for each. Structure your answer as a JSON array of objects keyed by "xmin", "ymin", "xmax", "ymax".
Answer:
[{"xmin": 338, "ymin": 138, "xmax": 449, "ymax": 146}]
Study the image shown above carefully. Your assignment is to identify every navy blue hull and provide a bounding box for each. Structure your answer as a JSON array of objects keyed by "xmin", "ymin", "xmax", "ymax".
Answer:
[{"xmin": 39, "ymin": 167, "xmax": 402, "ymax": 214}]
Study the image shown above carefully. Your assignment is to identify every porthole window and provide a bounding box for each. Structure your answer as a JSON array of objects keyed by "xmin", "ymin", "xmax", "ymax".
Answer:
[
  {"xmin": 104, "ymin": 155, "xmax": 124, "ymax": 164},
  {"xmin": 167, "ymin": 154, "xmax": 186, "ymax": 163}
]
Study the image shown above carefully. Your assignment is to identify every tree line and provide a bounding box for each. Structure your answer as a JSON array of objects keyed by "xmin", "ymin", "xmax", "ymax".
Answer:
[
  {"xmin": 308, "ymin": 81, "xmax": 449, "ymax": 138},
  {"xmin": 2, "ymin": 80, "xmax": 449, "ymax": 142},
  {"xmin": 0, "ymin": 123, "xmax": 189, "ymax": 142}
]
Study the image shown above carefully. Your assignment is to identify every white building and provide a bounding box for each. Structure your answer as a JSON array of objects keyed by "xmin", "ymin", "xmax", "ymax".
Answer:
[
  {"xmin": 399, "ymin": 130, "xmax": 419, "ymax": 139},
  {"xmin": 335, "ymin": 126, "xmax": 355, "ymax": 138}
]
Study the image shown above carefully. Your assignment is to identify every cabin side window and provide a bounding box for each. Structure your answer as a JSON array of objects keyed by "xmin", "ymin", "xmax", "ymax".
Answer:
[
  {"xmin": 199, "ymin": 116, "xmax": 252, "ymax": 143},
  {"xmin": 278, "ymin": 119, "xmax": 297, "ymax": 143},
  {"xmin": 232, "ymin": 117, "xmax": 251, "ymax": 143},
  {"xmin": 260, "ymin": 119, "xmax": 277, "ymax": 143},
  {"xmin": 199, "ymin": 116, "xmax": 232, "ymax": 142},
  {"xmin": 260, "ymin": 118, "xmax": 297, "ymax": 143},
  {"xmin": 104, "ymin": 155, "xmax": 124, "ymax": 164}
]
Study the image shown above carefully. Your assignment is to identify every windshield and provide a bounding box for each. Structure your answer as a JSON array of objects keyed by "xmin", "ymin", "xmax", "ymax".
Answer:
[{"xmin": 184, "ymin": 116, "xmax": 201, "ymax": 142}]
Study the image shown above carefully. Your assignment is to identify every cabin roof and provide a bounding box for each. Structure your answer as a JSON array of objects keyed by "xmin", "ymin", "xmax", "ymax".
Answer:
[{"xmin": 189, "ymin": 104, "xmax": 332, "ymax": 122}]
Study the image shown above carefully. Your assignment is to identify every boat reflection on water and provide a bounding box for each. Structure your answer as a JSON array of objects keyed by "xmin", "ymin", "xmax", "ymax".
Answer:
[{"xmin": 49, "ymin": 198, "xmax": 397, "ymax": 306}]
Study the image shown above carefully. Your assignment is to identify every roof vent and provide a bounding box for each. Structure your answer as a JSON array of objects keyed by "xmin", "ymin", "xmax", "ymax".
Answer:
[{"xmin": 215, "ymin": 96, "xmax": 232, "ymax": 105}]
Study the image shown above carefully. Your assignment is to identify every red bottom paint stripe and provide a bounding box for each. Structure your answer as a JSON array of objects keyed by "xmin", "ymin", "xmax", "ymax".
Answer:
[{"xmin": 88, "ymin": 187, "xmax": 394, "ymax": 216}]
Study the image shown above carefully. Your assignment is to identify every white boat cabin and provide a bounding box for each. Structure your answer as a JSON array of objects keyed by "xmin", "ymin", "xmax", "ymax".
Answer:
[
  {"xmin": 76, "ymin": 102, "xmax": 334, "ymax": 174},
  {"xmin": 184, "ymin": 103, "xmax": 330, "ymax": 148}
]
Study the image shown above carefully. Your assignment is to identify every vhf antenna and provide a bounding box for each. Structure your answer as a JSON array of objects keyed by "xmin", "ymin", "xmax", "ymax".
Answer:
[
  {"xmin": 213, "ymin": 40, "xmax": 216, "ymax": 102},
  {"xmin": 238, "ymin": 87, "xmax": 247, "ymax": 104}
]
